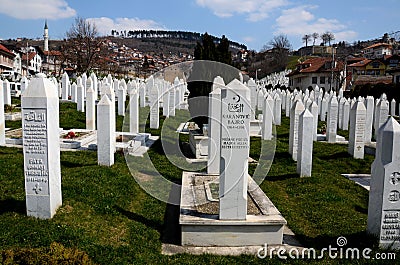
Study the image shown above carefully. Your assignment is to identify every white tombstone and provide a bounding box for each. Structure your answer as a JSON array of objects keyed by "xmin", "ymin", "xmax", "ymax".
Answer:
[
  {"xmin": 297, "ymin": 109, "xmax": 314, "ymax": 177},
  {"xmin": 247, "ymin": 78, "xmax": 257, "ymax": 119},
  {"xmin": 70, "ymin": 83, "xmax": 77, "ymax": 103},
  {"xmin": 309, "ymin": 101, "xmax": 318, "ymax": 141},
  {"xmin": 207, "ymin": 78, "xmax": 224, "ymax": 175},
  {"xmin": 342, "ymin": 99, "xmax": 350, "ymax": 131},
  {"xmin": 273, "ymin": 93, "xmax": 281, "ymax": 126},
  {"xmin": 162, "ymin": 87, "xmax": 169, "ymax": 117},
  {"xmin": 391, "ymin": 98, "xmax": 396, "ymax": 116},
  {"xmin": 257, "ymin": 89, "xmax": 264, "ymax": 111},
  {"xmin": 61, "ymin": 72, "xmax": 69, "ymax": 100},
  {"xmin": 375, "ymin": 99, "xmax": 389, "ymax": 140},
  {"xmin": 289, "ymin": 100, "xmax": 305, "ymax": 161},
  {"xmin": 348, "ymin": 98, "xmax": 366, "ymax": 159},
  {"xmin": 262, "ymin": 94, "xmax": 274, "ymax": 140},
  {"xmin": 364, "ymin": 96, "xmax": 374, "ymax": 143},
  {"xmin": 86, "ymin": 77, "xmax": 94, "ymax": 101},
  {"xmin": 3, "ymin": 79, "xmax": 11, "ymax": 106},
  {"xmin": 22, "ymin": 75, "xmax": 62, "ymax": 219},
  {"xmin": 139, "ymin": 83, "xmax": 146, "ymax": 107},
  {"xmin": 326, "ymin": 96, "xmax": 338, "ymax": 143},
  {"xmin": 285, "ymin": 91, "xmax": 291, "ymax": 117},
  {"xmin": 168, "ymin": 87, "xmax": 175, "ymax": 117},
  {"xmin": 129, "ymin": 89, "xmax": 139, "ymax": 134},
  {"xmin": 82, "ymin": 73, "xmax": 87, "ymax": 98},
  {"xmin": 77, "ymin": 82, "xmax": 84, "ymax": 112},
  {"xmin": 117, "ymin": 87, "xmax": 126, "ymax": 116},
  {"xmin": 0, "ymin": 80, "xmax": 4, "ymax": 145},
  {"xmin": 219, "ymin": 79, "xmax": 251, "ymax": 220},
  {"xmin": 367, "ymin": 117, "xmax": 400, "ymax": 249},
  {"xmin": 97, "ymin": 95, "xmax": 114, "ymax": 166},
  {"xmin": 149, "ymin": 84, "xmax": 159, "ymax": 129},
  {"xmin": 320, "ymin": 97, "xmax": 328, "ymax": 121},
  {"xmin": 90, "ymin": 73, "xmax": 98, "ymax": 98},
  {"xmin": 338, "ymin": 97, "xmax": 346, "ymax": 129},
  {"xmin": 86, "ymin": 86, "xmax": 96, "ymax": 130}
]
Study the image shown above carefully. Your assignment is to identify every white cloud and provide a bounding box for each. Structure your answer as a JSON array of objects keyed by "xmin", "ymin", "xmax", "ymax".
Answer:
[
  {"xmin": 275, "ymin": 5, "xmax": 358, "ymax": 43},
  {"xmin": 86, "ymin": 17, "xmax": 167, "ymax": 36},
  {"xmin": 243, "ymin": 36, "xmax": 255, "ymax": 43},
  {"xmin": 195, "ymin": 0, "xmax": 288, "ymax": 22},
  {"xmin": 0, "ymin": 0, "xmax": 76, "ymax": 19}
]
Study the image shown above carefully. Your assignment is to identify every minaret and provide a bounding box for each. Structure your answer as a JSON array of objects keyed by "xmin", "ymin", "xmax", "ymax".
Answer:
[{"xmin": 44, "ymin": 20, "xmax": 49, "ymax": 52}]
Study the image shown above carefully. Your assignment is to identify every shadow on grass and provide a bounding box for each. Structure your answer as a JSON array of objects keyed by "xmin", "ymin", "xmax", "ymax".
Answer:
[
  {"xmin": 161, "ymin": 184, "xmax": 181, "ymax": 245},
  {"xmin": 266, "ymin": 173, "xmax": 299, "ymax": 181},
  {"xmin": 61, "ymin": 161, "xmax": 97, "ymax": 168},
  {"xmin": 318, "ymin": 151, "xmax": 350, "ymax": 160},
  {"xmin": 0, "ymin": 198, "xmax": 25, "ymax": 215},
  {"xmin": 274, "ymin": 151, "xmax": 293, "ymax": 159},
  {"xmin": 114, "ymin": 205, "xmax": 162, "ymax": 232}
]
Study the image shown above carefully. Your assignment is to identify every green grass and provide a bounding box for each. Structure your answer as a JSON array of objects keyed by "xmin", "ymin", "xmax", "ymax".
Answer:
[{"xmin": 0, "ymin": 105, "xmax": 398, "ymax": 264}]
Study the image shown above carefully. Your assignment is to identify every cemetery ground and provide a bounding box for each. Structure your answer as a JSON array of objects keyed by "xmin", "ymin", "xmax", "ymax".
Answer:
[{"xmin": 0, "ymin": 102, "xmax": 398, "ymax": 264}]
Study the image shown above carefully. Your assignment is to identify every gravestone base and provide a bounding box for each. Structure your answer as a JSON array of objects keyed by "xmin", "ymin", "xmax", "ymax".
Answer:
[
  {"xmin": 180, "ymin": 172, "xmax": 287, "ymax": 247},
  {"xmin": 250, "ymin": 120, "xmax": 262, "ymax": 137},
  {"xmin": 189, "ymin": 130, "xmax": 208, "ymax": 159}
]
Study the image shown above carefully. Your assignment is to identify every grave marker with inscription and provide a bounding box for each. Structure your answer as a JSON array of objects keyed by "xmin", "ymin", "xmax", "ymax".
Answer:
[
  {"xmin": 326, "ymin": 96, "xmax": 338, "ymax": 143},
  {"xmin": 219, "ymin": 79, "xmax": 251, "ymax": 220},
  {"xmin": 367, "ymin": 117, "xmax": 400, "ymax": 249},
  {"xmin": 149, "ymin": 84, "xmax": 160, "ymax": 129},
  {"xmin": 22, "ymin": 75, "xmax": 62, "ymax": 219},
  {"xmin": 348, "ymin": 98, "xmax": 366, "ymax": 159}
]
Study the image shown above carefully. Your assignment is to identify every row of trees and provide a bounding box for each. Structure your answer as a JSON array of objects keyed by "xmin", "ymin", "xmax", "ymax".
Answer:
[{"xmin": 302, "ymin": 32, "xmax": 335, "ymax": 47}]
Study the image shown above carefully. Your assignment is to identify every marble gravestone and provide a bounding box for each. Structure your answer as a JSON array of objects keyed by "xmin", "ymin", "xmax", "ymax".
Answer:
[
  {"xmin": 297, "ymin": 109, "xmax": 314, "ymax": 177},
  {"xmin": 149, "ymin": 84, "xmax": 160, "ymax": 129},
  {"xmin": 207, "ymin": 76, "xmax": 224, "ymax": 175},
  {"xmin": 97, "ymin": 95, "xmax": 114, "ymax": 166},
  {"xmin": 364, "ymin": 96, "xmax": 374, "ymax": 143},
  {"xmin": 219, "ymin": 79, "xmax": 251, "ymax": 220},
  {"xmin": 367, "ymin": 117, "xmax": 400, "ymax": 249},
  {"xmin": 3, "ymin": 79, "xmax": 11, "ymax": 106},
  {"xmin": 348, "ymin": 98, "xmax": 366, "ymax": 159},
  {"xmin": 289, "ymin": 100, "xmax": 305, "ymax": 161},
  {"xmin": 86, "ymin": 85, "xmax": 96, "ymax": 130},
  {"xmin": 61, "ymin": 72, "xmax": 69, "ymax": 100},
  {"xmin": 262, "ymin": 94, "xmax": 273, "ymax": 140},
  {"xmin": 326, "ymin": 96, "xmax": 338, "ymax": 143},
  {"xmin": 22, "ymin": 75, "xmax": 62, "ymax": 219},
  {"xmin": 129, "ymin": 89, "xmax": 139, "ymax": 134}
]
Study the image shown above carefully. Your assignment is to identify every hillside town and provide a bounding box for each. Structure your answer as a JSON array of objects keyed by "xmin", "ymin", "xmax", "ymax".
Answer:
[{"xmin": 0, "ymin": 21, "xmax": 399, "ymax": 94}]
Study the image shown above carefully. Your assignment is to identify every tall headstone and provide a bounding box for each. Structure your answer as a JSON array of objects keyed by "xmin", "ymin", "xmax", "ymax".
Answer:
[
  {"xmin": 375, "ymin": 99, "xmax": 389, "ymax": 140},
  {"xmin": 297, "ymin": 109, "xmax": 314, "ymax": 177},
  {"xmin": 309, "ymin": 101, "xmax": 318, "ymax": 141},
  {"xmin": 338, "ymin": 97, "xmax": 346, "ymax": 129},
  {"xmin": 139, "ymin": 83, "xmax": 146, "ymax": 107},
  {"xmin": 367, "ymin": 117, "xmax": 400, "ymax": 249},
  {"xmin": 348, "ymin": 98, "xmax": 366, "ymax": 159},
  {"xmin": 162, "ymin": 87, "xmax": 169, "ymax": 117},
  {"xmin": 168, "ymin": 87, "xmax": 176, "ymax": 117},
  {"xmin": 285, "ymin": 91, "xmax": 291, "ymax": 117},
  {"xmin": 129, "ymin": 89, "xmax": 139, "ymax": 134},
  {"xmin": 0, "ymin": 80, "xmax": 4, "ymax": 145},
  {"xmin": 77, "ymin": 82, "xmax": 84, "ymax": 112},
  {"xmin": 342, "ymin": 99, "xmax": 350, "ymax": 131},
  {"xmin": 365, "ymin": 96, "xmax": 374, "ymax": 143},
  {"xmin": 262, "ymin": 94, "xmax": 274, "ymax": 140},
  {"xmin": 273, "ymin": 93, "xmax": 281, "ymax": 126},
  {"xmin": 289, "ymin": 100, "xmax": 305, "ymax": 161},
  {"xmin": 61, "ymin": 72, "xmax": 69, "ymax": 100},
  {"xmin": 207, "ymin": 76, "xmax": 224, "ymax": 175},
  {"xmin": 219, "ymin": 79, "xmax": 250, "ymax": 220},
  {"xmin": 247, "ymin": 78, "xmax": 257, "ymax": 119},
  {"xmin": 86, "ymin": 86, "xmax": 96, "ymax": 130},
  {"xmin": 3, "ymin": 79, "xmax": 11, "ymax": 106},
  {"xmin": 326, "ymin": 96, "xmax": 338, "ymax": 143},
  {"xmin": 117, "ymin": 87, "xmax": 126, "ymax": 116},
  {"xmin": 97, "ymin": 95, "xmax": 114, "ymax": 166},
  {"xmin": 22, "ymin": 75, "xmax": 62, "ymax": 219},
  {"xmin": 391, "ymin": 98, "xmax": 396, "ymax": 116},
  {"xmin": 21, "ymin": 76, "xmax": 28, "ymax": 94},
  {"xmin": 320, "ymin": 97, "xmax": 328, "ymax": 121},
  {"xmin": 149, "ymin": 84, "xmax": 159, "ymax": 129}
]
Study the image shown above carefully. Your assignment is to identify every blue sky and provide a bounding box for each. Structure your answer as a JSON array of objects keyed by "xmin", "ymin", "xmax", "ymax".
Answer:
[{"xmin": 0, "ymin": 0, "xmax": 398, "ymax": 51}]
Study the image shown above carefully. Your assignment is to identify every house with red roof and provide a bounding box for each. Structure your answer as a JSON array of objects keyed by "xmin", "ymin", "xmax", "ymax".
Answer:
[
  {"xmin": 287, "ymin": 57, "xmax": 345, "ymax": 92},
  {"xmin": 362, "ymin": 43, "xmax": 392, "ymax": 59},
  {"xmin": 0, "ymin": 44, "xmax": 16, "ymax": 74}
]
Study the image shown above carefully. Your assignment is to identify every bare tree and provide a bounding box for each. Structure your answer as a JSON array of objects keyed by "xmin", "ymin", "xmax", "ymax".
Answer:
[
  {"xmin": 312, "ymin": 32, "xmax": 319, "ymax": 45},
  {"xmin": 262, "ymin": 34, "xmax": 292, "ymax": 71},
  {"xmin": 321, "ymin": 31, "xmax": 335, "ymax": 46},
  {"xmin": 302, "ymin": 34, "xmax": 312, "ymax": 47},
  {"xmin": 64, "ymin": 17, "xmax": 104, "ymax": 75}
]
